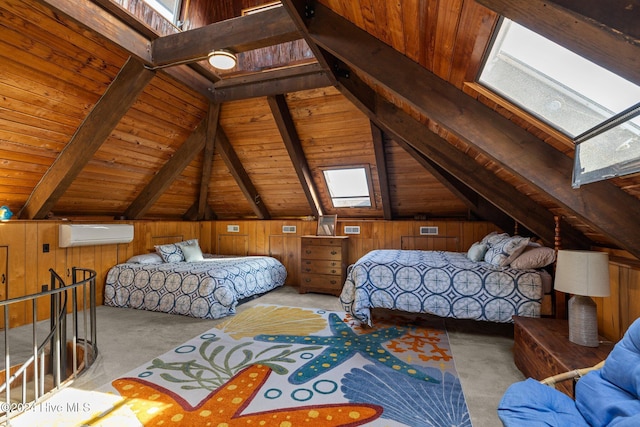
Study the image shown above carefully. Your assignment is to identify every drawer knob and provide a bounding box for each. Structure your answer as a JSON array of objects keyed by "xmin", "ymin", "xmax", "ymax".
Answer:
[
  {"xmin": 330, "ymin": 280, "xmax": 337, "ymax": 284},
  {"xmin": 305, "ymin": 278, "xmax": 311, "ymax": 283},
  {"xmin": 331, "ymin": 251, "xmax": 337, "ymax": 255},
  {"xmin": 304, "ymin": 268, "xmax": 311, "ymax": 272},
  {"xmin": 305, "ymin": 250, "xmax": 312, "ymax": 254},
  {"xmin": 331, "ymin": 269, "xmax": 336, "ymax": 274}
]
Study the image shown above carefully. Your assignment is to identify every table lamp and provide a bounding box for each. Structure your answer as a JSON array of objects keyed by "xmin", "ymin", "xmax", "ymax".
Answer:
[{"xmin": 554, "ymin": 250, "xmax": 610, "ymax": 347}]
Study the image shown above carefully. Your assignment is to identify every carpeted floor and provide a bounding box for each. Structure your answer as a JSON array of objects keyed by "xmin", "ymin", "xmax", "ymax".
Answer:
[{"xmin": 10, "ymin": 286, "xmax": 524, "ymax": 426}]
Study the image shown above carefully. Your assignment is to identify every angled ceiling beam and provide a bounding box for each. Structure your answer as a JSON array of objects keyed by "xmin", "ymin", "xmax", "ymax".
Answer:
[
  {"xmin": 305, "ymin": 3, "xmax": 640, "ymax": 258},
  {"xmin": 39, "ymin": 0, "xmax": 216, "ymax": 98},
  {"xmin": 124, "ymin": 118, "xmax": 208, "ymax": 219},
  {"xmin": 19, "ymin": 57, "xmax": 155, "ymax": 219},
  {"xmin": 370, "ymin": 123, "xmax": 392, "ymax": 220},
  {"xmin": 215, "ymin": 130, "xmax": 271, "ymax": 220},
  {"xmin": 194, "ymin": 103, "xmax": 221, "ymax": 221},
  {"xmin": 151, "ymin": 6, "xmax": 301, "ymax": 67},
  {"xmin": 213, "ymin": 65, "xmax": 331, "ymax": 102},
  {"xmin": 268, "ymin": 95, "xmax": 323, "ymax": 218},
  {"xmin": 280, "ymin": 0, "xmax": 337, "ymax": 86},
  {"xmin": 332, "ymin": 56, "xmax": 588, "ymax": 249},
  {"xmin": 476, "ymin": 0, "xmax": 640, "ymax": 86}
]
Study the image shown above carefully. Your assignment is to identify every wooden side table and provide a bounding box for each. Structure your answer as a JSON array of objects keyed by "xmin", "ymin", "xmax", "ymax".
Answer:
[{"xmin": 513, "ymin": 316, "xmax": 614, "ymax": 398}]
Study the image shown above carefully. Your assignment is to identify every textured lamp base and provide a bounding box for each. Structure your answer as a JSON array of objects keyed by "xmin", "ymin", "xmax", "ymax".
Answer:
[{"xmin": 568, "ymin": 295, "xmax": 599, "ymax": 347}]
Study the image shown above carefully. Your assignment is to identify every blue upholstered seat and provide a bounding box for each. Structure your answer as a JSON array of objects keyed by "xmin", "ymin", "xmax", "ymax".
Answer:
[{"xmin": 498, "ymin": 318, "xmax": 640, "ymax": 426}]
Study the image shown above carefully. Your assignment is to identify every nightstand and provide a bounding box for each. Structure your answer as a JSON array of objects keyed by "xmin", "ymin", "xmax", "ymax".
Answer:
[
  {"xmin": 513, "ymin": 316, "xmax": 614, "ymax": 398},
  {"xmin": 299, "ymin": 236, "xmax": 348, "ymax": 296}
]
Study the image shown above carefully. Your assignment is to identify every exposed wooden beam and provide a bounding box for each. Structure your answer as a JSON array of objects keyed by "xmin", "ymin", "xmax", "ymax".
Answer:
[
  {"xmin": 215, "ymin": 131, "xmax": 271, "ymax": 220},
  {"xmin": 475, "ymin": 0, "xmax": 640, "ymax": 87},
  {"xmin": 194, "ymin": 103, "xmax": 220, "ymax": 220},
  {"xmin": 551, "ymin": 0, "xmax": 640, "ymax": 39},
  {"xmin": 213, "ymin": 66, "xmax": 331, "ymax": 102},
  {"xmin": 370, "ymin": 123, "xmax": 392, "ymax": 220},
  {"xmin": 280, "ymin": 0, "xmax": 337, "ymax": 86},
  {"xmin": 183, "ymin": 202, "xmax": 215, "ymax": 221},
  {"xmin": 19, "ymin": 57, "xmax": 155, "ymax": 219},
  {"xmin": 38, "ymin": 0, "xmax": 216, "ymax": 98},
  {"xmin": 124, "ymin": 118, "xmax": 208, "ymax": 220},
  {"xmin": 332, "ymin": 58, "xmax": 588, "ymax": 249},
  {"xmin": 268, "ymin": 95, "xmax": 323, "ymax": 217},
  {"xmin": 307, "ymin": 3, "xmax": 640, "ymax": 258},
  {"xmin": 151, "ymin": 7, "xmax": 301, "ymax": 67}
]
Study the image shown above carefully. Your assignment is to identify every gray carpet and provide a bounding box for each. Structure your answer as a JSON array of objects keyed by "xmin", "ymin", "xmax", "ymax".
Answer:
[{"xmin": 46, "ymin": 286, "xmax": 524, "ymax": 426}]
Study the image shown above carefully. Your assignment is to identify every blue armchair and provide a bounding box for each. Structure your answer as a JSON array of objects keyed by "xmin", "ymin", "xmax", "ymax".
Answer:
[{"xmin": 498, "ymin": 318, "xmax": 640, "ymax": 426}]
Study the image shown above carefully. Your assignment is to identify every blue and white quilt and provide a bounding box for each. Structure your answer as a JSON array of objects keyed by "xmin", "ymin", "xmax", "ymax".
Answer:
[
  {"xmin": 104, "ymin": 256, "xmax": 286, "ymax": 319},
  {"xmin": 340, "ymin": 249, "xmax": 543, "ymax": 325}
]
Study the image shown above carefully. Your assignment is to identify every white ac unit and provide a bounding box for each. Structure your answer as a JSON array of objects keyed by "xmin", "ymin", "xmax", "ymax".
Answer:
[{"xmin": 59, "ymin": 224, "xmax": 134, "ymax": 247}]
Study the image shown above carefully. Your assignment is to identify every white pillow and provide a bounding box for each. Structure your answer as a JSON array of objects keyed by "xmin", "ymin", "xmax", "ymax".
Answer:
[
  {"xmin": 180, "ymin": 243, "xmax": 204, "ymax": 262},
  {"xmin": 467, "ymin": 242, "xmax": 488, "ymax": 262},
  {"xmin": 126, "ymin": 253, "xmax": 163, "ymax": 264}
]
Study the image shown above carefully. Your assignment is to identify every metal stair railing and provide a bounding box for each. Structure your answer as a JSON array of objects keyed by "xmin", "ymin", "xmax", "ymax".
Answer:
[{"xmin": 0, "ymin": 267, "xmax": 98, "ymax": 424}]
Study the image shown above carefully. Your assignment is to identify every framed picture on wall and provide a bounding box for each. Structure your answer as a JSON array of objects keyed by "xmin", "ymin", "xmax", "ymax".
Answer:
[{"xmin": 317, "ymin": 215, "xmax": 337, "ymax": 236}]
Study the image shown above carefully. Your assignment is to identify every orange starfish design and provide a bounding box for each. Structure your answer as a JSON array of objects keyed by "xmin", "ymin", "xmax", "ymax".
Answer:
[{"xmin": 112, "ymin": 364, "xmax": 382, "ymax": 426}]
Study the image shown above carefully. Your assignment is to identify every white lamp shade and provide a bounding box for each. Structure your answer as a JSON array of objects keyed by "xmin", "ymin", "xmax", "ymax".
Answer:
[
  {"xmin": 554, "ymin": 250, "xmax": 610, "ymax": 297},
  {"xmin": 208, "ymin": 50, "xmax": 237, "ymax": 70}
]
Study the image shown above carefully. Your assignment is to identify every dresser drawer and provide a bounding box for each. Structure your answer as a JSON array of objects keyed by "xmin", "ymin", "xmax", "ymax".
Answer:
[
  {"xmin": 301, "ymin": 259, "xmax": 341, "ymax": 275},
  {"xmin": 300, "ymin": 274, "xmax": 343, "ymax": 292},
  {"xmin": 301, "ymin": 245, "xmax": 342, "ymax": 260},
  {"xmin": 301, "ymin": 237, "xmax": 345, "ymax": 247}
]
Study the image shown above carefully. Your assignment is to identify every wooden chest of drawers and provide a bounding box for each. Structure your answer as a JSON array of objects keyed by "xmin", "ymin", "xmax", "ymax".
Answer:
[{"xmin": 300, "ymin": 236, "xmax": 349, "ymax": 296}]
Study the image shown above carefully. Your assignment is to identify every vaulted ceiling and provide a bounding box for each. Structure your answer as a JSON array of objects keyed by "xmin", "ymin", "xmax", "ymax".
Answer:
[{"xmin": 1, "ymin": 0, "xmax": 639, "ymax": 257}]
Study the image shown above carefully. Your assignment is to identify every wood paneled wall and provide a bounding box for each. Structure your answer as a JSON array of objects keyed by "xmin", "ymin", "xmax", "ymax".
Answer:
[
  {"xmin": 1, "ymin": 219, "xmax": 637, "ymax": 342},
  {"xmin": 595, "ymin": 248, "xmax": 640, "ymax": 342}
]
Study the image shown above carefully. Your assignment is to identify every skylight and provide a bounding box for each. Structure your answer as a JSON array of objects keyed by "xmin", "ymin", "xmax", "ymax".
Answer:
[
  {"xmin": 479, "ymin": 19, "xmax": 640, "ymax": 187},
  {"xmin": 322, "ymin": 166, "xmax": 373, "ymax": 208},
  {"xmin": 142, "ymin": 0, "xmax": 182, "ymax": 24}
]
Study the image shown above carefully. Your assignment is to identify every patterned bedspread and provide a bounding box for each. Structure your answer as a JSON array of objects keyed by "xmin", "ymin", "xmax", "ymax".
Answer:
[
  {"xmin": 104, "ymin": 256, "xmax": 286, "ymax": 319},
  {"xmin": 339, "ymin": 250, "xmax": 543, "ymax": 325}
]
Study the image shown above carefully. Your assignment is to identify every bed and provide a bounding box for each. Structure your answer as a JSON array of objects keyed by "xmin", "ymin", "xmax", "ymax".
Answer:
[
  {"xmin": 104, "ymin": 239, "xmax": 286, "ymax": 319},
  {"xmin": 340, "ymin": 232, "xmax": 556, "ymax": 326}
]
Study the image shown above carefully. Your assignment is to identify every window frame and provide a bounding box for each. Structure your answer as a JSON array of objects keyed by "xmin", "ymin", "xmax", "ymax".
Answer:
[
  {"xmin": 477, "ymin": 17, "xmax": 640, "ymax": 188},
  {"xmin": 321, "ymin": 165, "xmax": 375, "ymax": 209}
]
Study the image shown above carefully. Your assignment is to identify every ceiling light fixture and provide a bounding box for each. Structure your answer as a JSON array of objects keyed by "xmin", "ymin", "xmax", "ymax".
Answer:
[{"xmin": 208, "ymin": 49, "xmax": 237, "ymax": 70}]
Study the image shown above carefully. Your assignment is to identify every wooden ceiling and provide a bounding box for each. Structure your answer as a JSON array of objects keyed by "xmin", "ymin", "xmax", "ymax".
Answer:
[{"xmin": 1, "ymin": 0, "xmax": 639, "ymax": 257}]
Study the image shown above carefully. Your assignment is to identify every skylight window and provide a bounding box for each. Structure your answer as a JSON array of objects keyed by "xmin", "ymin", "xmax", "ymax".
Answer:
[
  {"xmin": 479, "ymin": 19, "xmax": 640, "ymax": 187},
  {"xmin": 142, "ymin": 0, "xmax": 182, "ymax": 24},
  {"xmin": 322, "ymin": 166, "xmax": 373, "ymax": 208}
]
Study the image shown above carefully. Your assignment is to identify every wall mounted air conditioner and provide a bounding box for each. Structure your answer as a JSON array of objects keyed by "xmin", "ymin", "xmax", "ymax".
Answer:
[{"xmin": 59, "ymin": 224, "xmax": 134, "ymax": 247}]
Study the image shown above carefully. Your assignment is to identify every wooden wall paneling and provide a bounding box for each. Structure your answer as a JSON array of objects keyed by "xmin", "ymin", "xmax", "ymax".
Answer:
[
  {"xmin": 198, "ymin": 221, "xmax": 214, "ymax": 253},
  {"xmin": 401, "ymin": 236, "xmax": 460, "ymax": 251},
  {"xmin": 268, "ymin": 234, "xmax": 300, "ymax": 287},
  {"xmin": 0, "ymin": 223, "xmax": 27, "ymax": 327},
  {"xmin": 598, "ymin": 264, "xmax": 622, "ymax": 341},
  {"xmin": 35, "ymin": 223, "xmax": 64, "ymax": 322},
  {"xmin": 0, "ymin": 246, "xmax": 6, "ymax": 329},
  {"xmin": 625, "ymin": 267, "xmax": 640, "ymax": 335},
  {"xmin": 218, "ymin": 234, "xmax": 249, "ymax": 255}
]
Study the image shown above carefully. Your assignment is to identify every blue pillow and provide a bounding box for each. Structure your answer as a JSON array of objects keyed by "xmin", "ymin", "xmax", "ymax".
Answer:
[{"xmin": 498, "ymin": 378, "xmax": 588, "ymax": 427}]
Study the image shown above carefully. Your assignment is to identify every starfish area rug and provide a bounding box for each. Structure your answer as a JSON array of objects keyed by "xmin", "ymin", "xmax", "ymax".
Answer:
[{"xmin": 11, "ymin": 304, "xmax": 471, "ymax": 426}]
